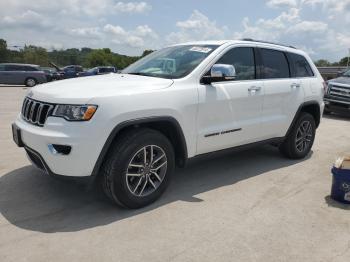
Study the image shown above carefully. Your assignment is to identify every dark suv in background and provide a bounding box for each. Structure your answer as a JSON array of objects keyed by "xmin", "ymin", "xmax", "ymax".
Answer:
[
  {"xmin": 324, "ymin": 68, "xmax": 350, "ymax": 114},
  {"xmin": 61, "ymin": 65, "xmax": 84, "ymax": 79},
  {"xmin": 49, "ymin": 63, "xmax": 84, "ymax": 79},
  {"xmin": 0, "ymin": 63, "xmax": 47, "ymax": 87}
]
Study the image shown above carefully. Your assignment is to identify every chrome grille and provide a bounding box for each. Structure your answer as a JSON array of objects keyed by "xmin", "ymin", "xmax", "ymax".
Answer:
[
  {"xmin": 21, "ymin": 97, "xmax": 55, "ymax": 126},
  {"xmin": 329, "ymin": 84, "xmax": 350, "ymax": 99}
]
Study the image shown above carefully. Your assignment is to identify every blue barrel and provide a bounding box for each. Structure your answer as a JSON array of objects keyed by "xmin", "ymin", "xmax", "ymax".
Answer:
[{"xmin": 331, "ymin": 167, "xmax": 350, "ymax": 204}]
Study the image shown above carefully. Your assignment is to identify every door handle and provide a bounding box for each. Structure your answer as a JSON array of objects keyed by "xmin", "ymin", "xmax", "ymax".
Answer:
[
  {"xmin": 291, "ymin": 83, "xmax": 301, "ymax": 88},
  {"xmin": 248, "ymin": 86, "xmax": 261, "ymax": 92}
]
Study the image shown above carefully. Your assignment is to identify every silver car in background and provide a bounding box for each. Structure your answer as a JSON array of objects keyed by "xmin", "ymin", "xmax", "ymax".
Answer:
[{"xmin": 0, "ymin": 63, "xmax": 47, "ymax": 87}]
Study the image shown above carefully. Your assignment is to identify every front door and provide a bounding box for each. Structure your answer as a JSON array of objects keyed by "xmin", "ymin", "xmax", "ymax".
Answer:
[{"xmin": 196, "ymin": 46, "xmax": 265, "ymax": 154}]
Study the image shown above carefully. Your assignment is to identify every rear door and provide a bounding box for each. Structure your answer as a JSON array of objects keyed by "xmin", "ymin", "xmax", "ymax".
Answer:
[
  {"xmin": 196, "ymin": 46, "xmax": 265, "ymax": 154},
  {"xmin": 259, "ymin": 48, "xmax": 304, "ymax": 138}
]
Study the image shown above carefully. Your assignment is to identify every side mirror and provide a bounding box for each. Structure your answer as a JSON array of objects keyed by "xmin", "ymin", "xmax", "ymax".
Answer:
[{"xmin": 201, "ymin": 64, "xmax": 236, "ymax": 84}]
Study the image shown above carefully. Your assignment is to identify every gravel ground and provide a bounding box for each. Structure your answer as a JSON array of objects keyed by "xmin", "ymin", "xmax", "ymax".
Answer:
[{"xmin": 0, "ymin": 85, "xmax": 350, "ymax": 262}]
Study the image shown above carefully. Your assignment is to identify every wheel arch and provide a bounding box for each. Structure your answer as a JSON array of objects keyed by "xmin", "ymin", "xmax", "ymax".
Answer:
[
  {"xmin": 286, "ymin": 100, "xmax": 321, "ymax": 137},
  {"xmin": 91, "ymin": 116, "xmax": 188, "ymax": 178}
]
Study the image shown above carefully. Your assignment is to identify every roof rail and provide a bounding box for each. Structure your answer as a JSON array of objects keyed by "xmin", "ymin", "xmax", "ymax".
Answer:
[{"xmin": 241, "ymin": 38, "xmax": 296, "ymax": 49}]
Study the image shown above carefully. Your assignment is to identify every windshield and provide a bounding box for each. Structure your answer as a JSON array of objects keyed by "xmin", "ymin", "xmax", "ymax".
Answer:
[
  {"xmin": 123, "ymin": 45, "xmax": 218, "ymax": 79},
  {"xmin": 343, "ymin": 69, "xmax": 350, "ymax": 77}
]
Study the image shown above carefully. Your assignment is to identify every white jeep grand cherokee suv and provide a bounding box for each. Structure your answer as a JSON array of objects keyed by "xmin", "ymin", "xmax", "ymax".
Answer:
[{"xmin": 12, "ymin": 39, "xmax": 325, "ymax": 208}]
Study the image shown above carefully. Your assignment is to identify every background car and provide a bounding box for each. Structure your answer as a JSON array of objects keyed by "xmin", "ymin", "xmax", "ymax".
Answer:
[
  {"xmin": 61, "ymin": 65, "xmax": 83, "ymax": 79},
  {"xmin": 0, "ymin": 63, "xmax": 47, "ymax": 87},
  {"xmin": 49, "ymin": 62, "xmax": 83, "ymax": 79},
  {"xmin": 41, "ymin": 67, "xmax": 61, "ymax": 82},
  {"xmin": 78, "ymin": 66, "xmax": 117, "ymax": 77}
]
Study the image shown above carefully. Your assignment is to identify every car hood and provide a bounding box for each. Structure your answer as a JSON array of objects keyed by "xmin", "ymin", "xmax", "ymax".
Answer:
[
  {"xmin": 29, "ymin": 74, "xmax": 174, "ymax": 103},
  {"xmin": 329, "ymin": 77, "xmax": 350, "ymax": 85}
]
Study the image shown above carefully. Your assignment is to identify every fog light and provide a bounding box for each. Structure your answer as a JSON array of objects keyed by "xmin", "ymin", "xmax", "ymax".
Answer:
[{"xmin": 48, "ymin": 144, "xmax": 71, "ymax": 155}]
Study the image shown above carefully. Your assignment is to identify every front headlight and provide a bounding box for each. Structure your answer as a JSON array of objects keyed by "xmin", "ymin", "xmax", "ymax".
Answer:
[{"xmin": 52, "ymin": 104, "xmax": 97, "ymax": 121}]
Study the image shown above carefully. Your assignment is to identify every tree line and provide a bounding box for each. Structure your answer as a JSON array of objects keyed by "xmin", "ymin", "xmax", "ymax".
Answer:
[
  {"xmin": 314, "ymin": 58, "xmax": 349, "ymax": 67},
  {"xmin": 0, "ymin": 38, "xmax": 349, "ymax": 69},
  {"xmin": 0, "ymin": 38, "xmax": 153, "ymax": 69}
]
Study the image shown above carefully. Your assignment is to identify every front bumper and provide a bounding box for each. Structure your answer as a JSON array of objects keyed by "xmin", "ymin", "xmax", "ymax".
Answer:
[
  {"xmin": 13, "ymin": 114, "xmax": 106, "ymax": 177},
  {"xmin": 324, "ymin": 96, "xmax": 350, "ymax": 114}
]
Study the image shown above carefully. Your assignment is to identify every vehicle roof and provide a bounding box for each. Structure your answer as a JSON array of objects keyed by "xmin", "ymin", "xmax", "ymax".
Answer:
[
  {"xmin": 173, "ymin": 40, "xmax": 230, "ymax": 46},
  {"xmin": 173, "ymin": 39, "xmax": 302, "ymax": 53},
  {"xmin": 0, "ymin": 63, "xmax": 39, "ymax": 67}
]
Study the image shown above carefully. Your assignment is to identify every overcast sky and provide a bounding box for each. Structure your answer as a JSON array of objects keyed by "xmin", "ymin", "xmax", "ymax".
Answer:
[{"xmin": 0, "ymin": 0, "xmax": 349, "ymax": 61}]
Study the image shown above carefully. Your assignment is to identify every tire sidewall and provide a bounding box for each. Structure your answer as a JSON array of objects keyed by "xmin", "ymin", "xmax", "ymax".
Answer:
[
  {"xmin": 109, "ymin": 131, "xmax": 175, "ymax": 208},
  {"xmin": 289, "ymin": 113, "xmax": 316, "ymax": 158}
]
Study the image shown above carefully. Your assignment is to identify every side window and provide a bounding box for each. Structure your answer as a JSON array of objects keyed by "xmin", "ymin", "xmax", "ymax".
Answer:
[
  {"xmin": 260, "ymin": 49, "xmax": 290, "ymax": 79},
  {"xmin": 5, "ymin": 65, "xmax": 20, "ymax": 71},
  {"xmin": 21, "ymin": 66, "xmax": 31, "ymax": 71},
  {"xmin": 0, "ymin": 65, "xmax": 5, "ymax": 71},
  {"xmin": 289, "ymin": 53, "xmax": 314, "ymax": 77},
  {"xmin": 27, "ymin": 66, "xmax": 38, "ymax": 71},
  {"xmin": 216, "ymin": 47, "xmax": 255, "ymax": 80}
]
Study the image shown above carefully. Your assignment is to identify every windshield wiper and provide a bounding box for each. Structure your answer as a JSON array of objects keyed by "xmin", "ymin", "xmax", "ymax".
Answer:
[
  {"xmin": 127, "ymin": 72, "xmax": 154, "ymax": 77},
  {"xmin": 126, "ymin": 72, "xmax": 173, "ymax": 79}
]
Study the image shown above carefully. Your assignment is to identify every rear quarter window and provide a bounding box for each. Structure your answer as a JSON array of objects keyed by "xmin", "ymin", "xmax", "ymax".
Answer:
[{"xmin": 288, "ymin": 53, "xmax": 314, "ymax": 77}]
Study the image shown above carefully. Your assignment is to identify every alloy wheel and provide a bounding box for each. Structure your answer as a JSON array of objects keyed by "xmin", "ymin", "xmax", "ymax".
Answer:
[
  {"xmin": 27, "ymin": 79, "xmax": 36, "ymax": 87},
  {"xmin": 295, "ymin": 120, "xmax": 313, "ymax": 153},
  {"xmin": 126, "ymin": 145, "xmax": 167, "ymax": 197}
]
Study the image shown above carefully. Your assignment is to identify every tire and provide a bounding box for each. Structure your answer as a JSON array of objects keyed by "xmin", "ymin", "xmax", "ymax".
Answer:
[
  {"xmin": 101, "ymin": 128, "xmax": 175, "ymax": 208},
  {"xmin": 25, "ymin": 78, "xmax": 37, "ymax": 87},
  {"xmin": 279, "ymin": 112, "xmax": 316, "ymax": 159}
]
